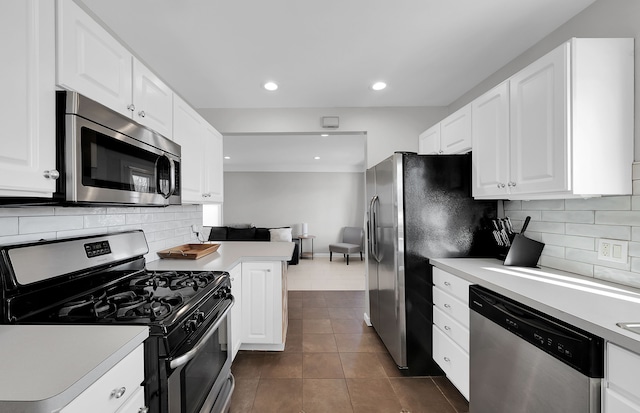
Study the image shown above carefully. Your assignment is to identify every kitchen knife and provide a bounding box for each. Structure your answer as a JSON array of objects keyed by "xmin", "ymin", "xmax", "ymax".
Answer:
[{"xmin": 521, "ymin": 216, "xmax": 531, "ymax": 234}]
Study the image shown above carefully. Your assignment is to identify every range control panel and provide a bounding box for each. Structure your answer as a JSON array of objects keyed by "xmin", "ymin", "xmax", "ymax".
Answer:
[{"xmin": 84, "ymin": 240, "xmax": 112, "ymax": 258}]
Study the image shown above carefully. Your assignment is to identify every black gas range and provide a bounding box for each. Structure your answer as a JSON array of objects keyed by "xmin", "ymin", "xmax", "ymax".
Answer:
[{"xmin": 0, "ymin": 230, "xmax": 234, "ymax": 413}]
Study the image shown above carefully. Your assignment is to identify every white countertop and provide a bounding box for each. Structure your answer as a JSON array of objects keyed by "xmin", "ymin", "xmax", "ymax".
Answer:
[
  {"xmin": 430, "ymin": 257, "xmax": 640, "ymax": 353},
  {"xmin": 0, "ymin": 325, "xmax": 148, "ymax": 413},
  {"xmin": 146, "ymin": 241, "xmax": 295, "ymax": 272}
]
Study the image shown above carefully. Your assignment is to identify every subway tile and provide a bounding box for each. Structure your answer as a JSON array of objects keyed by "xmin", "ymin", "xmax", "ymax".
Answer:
[
  {"xmin": 631, "ymin": 196, "xmax": 640, "ymax": 210},
  {"xmin": 541, "ymin": 245, "xmax": 564, "ymax": 258},
  {"xmin": 84, "ymin": 214, "xmax": 126, "ymax": 228},
  {"xmin": 632, "ymin": 227, "xmax": 640, "ymax": 242},
  {"xmin": 540, "ymin": 256, "xmax": 594, "ymax": 277},
  {"xmin": 596, "ymin": 211, "xmax": 640, "ymax": 226},
  {"xmin": 107, "ymin": 224, "xmax": 142, "ymax": 234},
  {"xmin": 56, "ymin": 228, "xmax": 110, "ymax": 239},
  {"xmin": 55, "ymin": 207, "xmax": 106, "ymax": 215},
  {"xmin": 503, "ymin": 201, "xmax": 522, "ymax": 211},
  {"xmin": 633, "ymin": 162, "xmax": 640, "ymax": 180},
  {"xmin": 0, "ymin": 218, "xmax": 19, "ymax": 236},
  {"xmin": 106, "ymin": 207, "xmax": 140, "ymax": 214},
  {"xmin": 503, "ymin": 210, "xmax": 541, "ymax": 222},
  {"xmin": 541, "ymin": 211, "xmax": 594, "ymax": 224},
  {"xmin": 153, "ymin": 212, "xmax": 176, "ymax": 222},
  {"xmin": 629, "ymin": 242, "xmax": 640, "ymax": 258},
  {"xmin": 0, "ymin": 232, "xmax": 57, "ymax": 246},
  {"xmin": 521, "ymin": 199, "xmax": 565, "ymax": 210},
  {"xmin": 633, "ymin": 180, "xmax": 640, "ymax": 195},
  {"xmin": 540, "ymin": 233, "xmax": 594, "ymax": 250},
  {"xmin": 0, "ymin": 207, "xmax": 54, "ymax": 217},
  {"xmin": 631, "ymin": 257, "xmax": 640, "ymax": 273},
  {"xmin": 566, "ymin": 223, "xmax": 630, "ymax": 240},
  {"xmin": 524, "ymin": 221, "xmax": 564, "ymax": 234},
  {"xmin": 594, "ymin": 266, "xmax": 640, "ymax": 289},
  {"xmin": 565, "ymin": 248, "xmax": 630, "ymax": 271},
  {"xmin": 19, "ymin": 215, "xmax": 84, "ymax": 234},
  {"xmin": 565, "ymin": 196, "xmax": 630, "ymax": 211}
]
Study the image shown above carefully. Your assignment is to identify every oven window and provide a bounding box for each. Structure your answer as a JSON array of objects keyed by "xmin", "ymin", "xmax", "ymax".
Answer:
[
  {"xmin": 182, "ymin": 323, "xmax": 228, "ymax": 413},
  {"xmin": 81, "ymin": 127, "xmax": 158, "ymax": 193}
]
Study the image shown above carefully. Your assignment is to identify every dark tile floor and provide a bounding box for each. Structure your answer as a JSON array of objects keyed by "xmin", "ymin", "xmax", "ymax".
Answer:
[{"xmin": 230, "ymin": 290, "xmax": 469, "ymax": 413}]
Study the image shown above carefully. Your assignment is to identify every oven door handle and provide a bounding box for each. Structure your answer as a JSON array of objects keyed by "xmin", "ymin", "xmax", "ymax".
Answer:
[{"xmin": 169, "ymin": 296, "xmax": 234, "ymax": 369}]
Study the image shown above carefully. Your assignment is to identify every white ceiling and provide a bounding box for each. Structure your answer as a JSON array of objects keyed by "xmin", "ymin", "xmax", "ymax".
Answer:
[{"xmin": 77, "ymin": 0, "xmax": 597, "ymax": 171}]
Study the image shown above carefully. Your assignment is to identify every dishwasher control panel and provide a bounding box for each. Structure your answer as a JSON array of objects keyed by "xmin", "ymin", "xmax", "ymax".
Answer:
[{"xmin": 469, "ymin": 284, "xmax": 604, "ymax": 378}]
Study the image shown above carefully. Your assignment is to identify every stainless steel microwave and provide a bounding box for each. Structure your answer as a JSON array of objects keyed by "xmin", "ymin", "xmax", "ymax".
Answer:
[{"xmin": 56, "ymin": 91, "xmax": 181, "ymax": 206}]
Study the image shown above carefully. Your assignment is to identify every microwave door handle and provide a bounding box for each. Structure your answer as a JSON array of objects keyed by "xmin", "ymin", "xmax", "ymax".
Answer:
[
  {"xmin": 169, "ymin": 296, "xmax": 234, "ymax": 369},
  {"xmin": 168, "ymin": 157, "xmax": 176, "ymax": 197}
]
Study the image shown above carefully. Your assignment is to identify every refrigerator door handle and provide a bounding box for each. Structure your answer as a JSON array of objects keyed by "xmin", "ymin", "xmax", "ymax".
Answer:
[{"xmin": 369, "ymin": 195, "xmax": 380, "ymax": 262}]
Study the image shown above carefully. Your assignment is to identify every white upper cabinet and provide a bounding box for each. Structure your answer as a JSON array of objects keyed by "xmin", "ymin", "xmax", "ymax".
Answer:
[
  {"xmin": 472, "ymin": 38, "xmax": 634, "ymax": 200},
  {"xmin": 132, "ymin": 58, "xmax": 173, "ymax": 139},
  {"xmin": 471, "ymin": 82, "xmax": 510, "ymax": 198},
  {"xmin": 57, "ymin": 0, "xmax": 133, "ymax": 119},
  {"xmin": 0, "ymin": 0, "xmax": 57, "ymax": 198},
  {"xmin": 173, "ymin": 95, "xmax": 224, "ymax": 204},
  {"xmin": 418, "ymin": 123, "xmax": 441, "ymax": 154},
  {"xmin": 440, "ymin": 104, "xmax": 472, "ymax": 154},
  {"xmin": 57, "ymin": 0, "xmax": 173, "ymax": 138},
  {"xmin": 419, "ymin": 105, "xmax": 472, "ymax": 155}
]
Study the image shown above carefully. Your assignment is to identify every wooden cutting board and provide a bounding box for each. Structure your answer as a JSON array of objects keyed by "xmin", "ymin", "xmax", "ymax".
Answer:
[{"xmin": 157, "ymin": 243, "xmax": 220, "ymax": 260}]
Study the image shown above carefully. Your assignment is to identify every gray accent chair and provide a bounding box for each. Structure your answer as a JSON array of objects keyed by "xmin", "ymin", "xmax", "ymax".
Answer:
[{"xmin": 329, "ymin": 227, "xmax": 364, "ymax": 265}]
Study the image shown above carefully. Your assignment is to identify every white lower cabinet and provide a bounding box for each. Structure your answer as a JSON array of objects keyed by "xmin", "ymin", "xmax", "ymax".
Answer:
[
  {"xmin": 229, "ymin": 264, "xmax": 242, "ymax": 360},
  {"xmin": 239, "ymin": 261, "xmax": 288, "ymax": 351},
  {"xmin": 432, "ymin": 268, "xmax": 471, "ymax": 400},
  {"xmin": 61, "ymin": 344, "xmax": 146, "ymax": 413},
  {"xmin": 604, "ymin": 342, "xmax": 640, "ymax": 412}
]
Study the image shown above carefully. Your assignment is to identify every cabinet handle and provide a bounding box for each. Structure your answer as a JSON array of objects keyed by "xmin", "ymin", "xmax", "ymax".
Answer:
[
  {"xmin": 443, "ymin": 281, "xmax": 451, "ymax": 287},
  {"xmin": 444, "ymin": 325, "xmax": 451, "ymax": 331},
  {"xmin": 444, "ymin": 303, "xmax": 451, "ymax": 309},
  {"xmin": 497, "ymin": 182, "xmax": 506, "ymax": 188},
  {"xmin": 138, "ymin": 110, "xmax": 146, "ymax": 118},
  {"xmin": 438, "ymin": 150, "xmax": 444, "ymax": 154},
  {"xmin": 139, "ymin": 407, "xmax": 149, "ymax": 413},
  {"xmin": 127, "ymin": 104, "xmax": 135, "ymax": 112},
  {"xmin": 43, "ymin": 170, "xmax": 60, "ymax": 180},
  {"xmin": 444, "ymin": 356, "xmax": 451, "ymax": 362},
  {"xmin": 111, "ymin": 387, "xmax": 126, "ymax": 399},
  {"xmin": 508, "ymin": 181, "xmax": 517, "ymax": 187}
]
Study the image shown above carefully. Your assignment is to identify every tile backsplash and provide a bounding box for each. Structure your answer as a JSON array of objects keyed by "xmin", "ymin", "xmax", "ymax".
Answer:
[
  {"xmin": 504, "ymin": 164, "xmax": 640, "ymax": 289},
  {"xmin": 0, "ymin": 204, "xmax": 203, "ymax": 263}
]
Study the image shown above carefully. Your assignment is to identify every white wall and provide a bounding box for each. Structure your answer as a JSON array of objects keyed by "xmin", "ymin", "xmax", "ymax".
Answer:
[
  {"xmin": 223, "ymin": 172, "xmax": 364, "ymax": 254},
  {"xmin": 198, "ymin": 106, "xmax": 448, "ymax": 168},
  {"xmin": 0, "ymin": 205, "xmax": 203, "ymax": 262}
]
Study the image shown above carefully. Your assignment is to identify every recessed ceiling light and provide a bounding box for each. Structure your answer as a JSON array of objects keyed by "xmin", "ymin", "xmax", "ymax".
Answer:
[
  {"xmin": 224, "ymin": 156, "xmax": 231, "ymax": 160},
  {"xmin": 314, "ymin": 156, "xmax": 321, "ymax": 160},
  {"xmin": 320, "ymin": 134, "xmax": 329, "ymax": 137},
  {"xmin": 263, "ymin": 82, "xmax": 278, "ymax": 91},
  {"xmin": 371, "ymin": 81, "xmax": 387, "ymax": 91}
]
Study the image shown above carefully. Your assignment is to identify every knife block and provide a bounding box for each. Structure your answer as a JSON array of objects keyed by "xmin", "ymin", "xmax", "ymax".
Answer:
[{"xmin": 503, "ymin": 234, "xmax": 545, "ymax": 267}]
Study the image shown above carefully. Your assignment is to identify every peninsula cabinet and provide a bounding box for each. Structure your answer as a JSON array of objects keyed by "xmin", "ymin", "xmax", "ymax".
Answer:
[
  {"xmin": 419, "ymin": 104, "xmax": 472, "ymax": 155},
  {"xmin": 604, "ymin": 343, "xmax": 640, "ymax": 413},
  {"xmin": 0, "ymin": 0, "xmax": 57, "ymax": 198},
  {"xmin": 229, "ymin": 264, "xmax": 242, "ymax": 360},
  {"xmin": 173, "ymin": 95, "xmax": 224, "ymax": 204},
  {"xmin": 57, "ymin": 0, "xmax": 173, "ymax": 139},
  {"xmin": 472, "ymin": 38, "xmax": 634, "ymax": 200},
  {"xmin": 239, "ymin": 261, "xmax": 288, "ymax": 351}
]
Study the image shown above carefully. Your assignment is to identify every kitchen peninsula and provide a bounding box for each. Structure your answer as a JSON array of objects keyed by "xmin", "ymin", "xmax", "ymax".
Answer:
[{"xmin": 148, "ymin": 241, "xmax": 295, "ymax": 356}]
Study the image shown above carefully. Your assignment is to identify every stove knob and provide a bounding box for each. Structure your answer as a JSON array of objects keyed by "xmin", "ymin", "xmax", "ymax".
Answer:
[
  {"xmin": 196, "ymin": 311, "xmax": 206, "ymax": 324},
  {"xmin": 184, "ymin": 319, "xmax": 197, "ymax": 333}
]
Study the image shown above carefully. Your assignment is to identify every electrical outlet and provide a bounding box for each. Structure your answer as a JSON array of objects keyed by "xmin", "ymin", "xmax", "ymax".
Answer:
[{"xmin": 597, "ymin": 238, "xmax": 628, "ymax": 263}]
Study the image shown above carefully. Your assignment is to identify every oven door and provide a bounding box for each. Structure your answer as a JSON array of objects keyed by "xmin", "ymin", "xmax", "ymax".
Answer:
[
  {"xmin": 167, "ymin": 297, "xmax": 234, "ymax": 413},
  {"xmin": 64, "ymin": 112, "xmax": 181, "ymax": 206}
]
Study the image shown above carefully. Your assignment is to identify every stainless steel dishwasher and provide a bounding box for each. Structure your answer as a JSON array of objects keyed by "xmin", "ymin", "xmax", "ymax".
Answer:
[{"xmin": 469, "ymin": 285, "xmax": 604, "ymax": 413}]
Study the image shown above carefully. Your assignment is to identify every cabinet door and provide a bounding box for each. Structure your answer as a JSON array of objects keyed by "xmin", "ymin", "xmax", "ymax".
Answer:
[
  {"xmin": 132, "ymin": 58, "xmax": 173, "ymax": 139},
  {"xmin": 471, "ymin": 81, "xmax": 510, "ymax": 198},
  {"xmin": 605, "ymin": 389, "xmax": 640, "ymax": 413},
  {"xmin": 509, "ymin": 43, "xmax": 569, "ymax": 195},
  {"xmin": 0, "ymin": 0, "xmax": 57, "ymax": 198},
  {"xmin": 173, "ymin": 95, "xmax": 206, "ymax": 203},
  {"xmin": 440, "ymin": 104, "xmax": 472, "ymax": 154},
  {"xmin": 57, "ymin": 0, "xmax": 133, "ymax": 119},
  {"xmin": 229, "ymin": 264, "xmax": 242, "ymax": 360},
  {"xmin": 203, "ymin": 124, "xmax": 224, "ymax": 203},
  {"xmin": 418, "ymin": 124, "xmax": 441, "ymax": 155},
  {"xmin": 241, "ymin": 262, "xmax": 279, "ymax": 344},
  {"xmin": 114, "ymin": 385, "xmax": 146, "ymax": 413}
]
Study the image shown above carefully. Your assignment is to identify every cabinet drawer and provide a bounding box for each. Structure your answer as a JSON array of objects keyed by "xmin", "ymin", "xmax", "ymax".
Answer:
[
  {"xmin": 433, "ymin": 305, "xmax": 469, "ymax": 353},
  {"xmin": 433, "ymin": 326, "xmax": 469, "ymax": 400},
  {"xmin": 433, "ymin": 287, "xmax": 469, "ymax": 328},
  {"xmin": 608, "ymin": 343, "xmax": 640, "ymax": 402},
  {"xmin": 433, "ymin": 268, "xmax": 471, "ymax": 303},
  {"xmin": 61, "ymin": 344, "xmax": 144, "ymax": 413},
  {"xmin": 115, "ymin": 385, "xmax": 146, "ymax": 413}
]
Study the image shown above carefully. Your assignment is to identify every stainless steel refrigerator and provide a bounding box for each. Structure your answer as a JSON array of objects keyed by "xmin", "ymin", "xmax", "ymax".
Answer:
[{"xmin": 367, "ymin": 152, "xmax": 497, "ymax": 376}]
